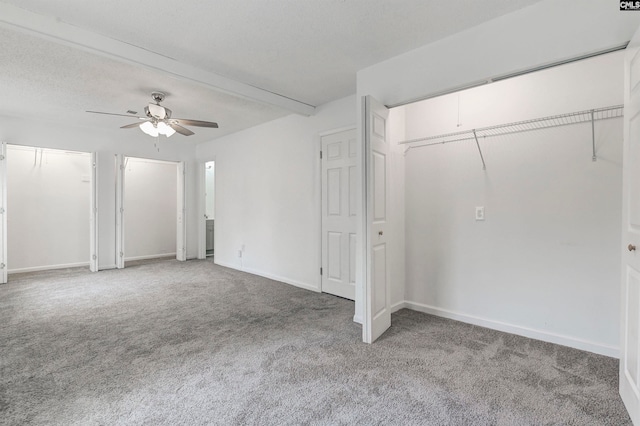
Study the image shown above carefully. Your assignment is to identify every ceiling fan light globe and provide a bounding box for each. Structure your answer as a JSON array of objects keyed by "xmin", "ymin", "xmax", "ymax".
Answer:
[
  {"xmin": 140, "ymin": 121, "xmax": 159, "ymax": 137},
  {"xmin": 156, "ymin": 121, "xmax": 175, "ymax": 137}
]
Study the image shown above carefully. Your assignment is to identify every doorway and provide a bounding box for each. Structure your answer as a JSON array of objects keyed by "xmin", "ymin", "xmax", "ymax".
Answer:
[
  {"xmin": 205, "ymin": 161, "xmax": 215, "ymax": 257},
  {"xmin": 115, "ymin": 156, "xmax": 186, "ymax": 268},
  {"xmin": 5, "ymin": 145, "xmax": 96, "ymax": 277}
]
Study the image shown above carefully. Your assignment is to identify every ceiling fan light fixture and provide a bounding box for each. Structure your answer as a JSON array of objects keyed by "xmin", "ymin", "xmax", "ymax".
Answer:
[
  {"xmin": 157, "ymin": 121, "xmax": 175, "ymax": 137},
  {"xmin": 140, "ymin": 121, "xmax": 159, "ymax": 137}
]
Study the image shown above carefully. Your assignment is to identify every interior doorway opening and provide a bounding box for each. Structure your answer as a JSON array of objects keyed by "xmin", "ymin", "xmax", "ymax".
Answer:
[
  {"xmin": 115, "ymin": 156, "xmax": 185, "ymax": 268},
  {"xmin": 205, "ymin": 161, "xmax": 215, "ymax": 257},
  {"xmin": 6, "ymin": 145, "xmax": 95, "ymax": 277}
]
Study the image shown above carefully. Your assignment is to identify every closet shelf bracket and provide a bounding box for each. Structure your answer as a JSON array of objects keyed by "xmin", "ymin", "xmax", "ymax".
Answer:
[{"xmin": 473, "ymin": 130, "xmax": 486, "ymax": 171}]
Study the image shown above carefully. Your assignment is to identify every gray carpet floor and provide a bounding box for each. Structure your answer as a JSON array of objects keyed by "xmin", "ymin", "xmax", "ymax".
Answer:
[{"xmin": 0, "ymin": 259, "xmax": 630, "ymax": 425}]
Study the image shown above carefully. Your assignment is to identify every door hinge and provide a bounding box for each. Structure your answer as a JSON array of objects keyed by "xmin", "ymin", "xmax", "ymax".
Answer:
[
  {"xmin": 119, "ymin": 251, "xmax": 124, "ymax": 257},
  {"xmin": 92, "ymin": 254, "xmax": 97, "ymax": 260},
  {"xmin": 320, "ymin": 267, "xmax": 323, "ymax": 276},
  {"xmin": 320, "ymin": 151, "xmax": 323, "ymax": 159},
  {"xmin": 0, "ymin": 263, "xmax": 5, "ymax": 269},
  {"xmin": 0, "ymin": 155, "xmax": 5, "ymax": 161},
  {"xmin": 0, "ymin": 208, "xmax": 4, "ymax": 214},
  {"xmin": 119, "ymin": 207, "xmax": 124, "ymax": 213}
]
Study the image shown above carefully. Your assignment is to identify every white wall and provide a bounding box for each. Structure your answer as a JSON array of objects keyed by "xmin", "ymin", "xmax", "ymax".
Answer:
[
  {"xmin": 196, "ymin": 95, "xmax": 356, "ymax": 293},
  {"xmin": 205, "ymin": 161, "xmax": 215, "ymax": 219},
  {"xmin": 124, "ymin": 157, "xmax": 177, "ymax": 261},
  {"xmin": 7, "ymin": 145, "xmax": 91, "ymax": 272},
  {"xmin": 400, "ymin": 51, "xmax": 624, "ymax": 357},
  {"xmin": 0, "ymin": 119, "xmax": 200, "ymax": 269}
]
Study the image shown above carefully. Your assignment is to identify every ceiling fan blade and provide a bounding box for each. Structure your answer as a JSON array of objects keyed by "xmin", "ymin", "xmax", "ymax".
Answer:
[
  {"xmin": 169, "ymin": 123, "xmax": 195, "ymax": 136},
  {"xmin": 86, "ymin": 110, "xmax": 145, "ymax": 119},
  {"xmin": 121, "ymin": 120, "xmax": 149, "ymax": 129},
  {"xmin": 172, "ymin": 118, "xmax": 218, "ymax": 128}
]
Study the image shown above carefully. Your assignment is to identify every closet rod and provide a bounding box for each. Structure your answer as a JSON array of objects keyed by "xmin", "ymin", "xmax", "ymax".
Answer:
[{"xmin": 401, "ymin": 105, "xmax": 623, "ymax": 154}]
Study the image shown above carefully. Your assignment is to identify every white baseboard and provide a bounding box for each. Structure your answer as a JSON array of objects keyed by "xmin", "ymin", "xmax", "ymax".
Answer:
[
  {"xmin": 353, "ymin": 315, "xmax": 363, "ymax": 324},
  {"xmin": 215, "ymin": 260, "xmax": 320, "ymax": 293},
  {"xmin": 99, "ymin": 264, "xmax": 117, "ymax": 271},
  {"xmin": 9, "ymin": 261, "xmax": 90, "ymax": 274},
  {"xmin": 391, "ymin": 301, "xmax": 407, "ymax": 313},
  {"xmin": 397, "ymin": 300, "xmax": 619, "ymax": 358},
  {"xmin": 124, "ymin": 253, "xmax": 176, "ymax": 262}
]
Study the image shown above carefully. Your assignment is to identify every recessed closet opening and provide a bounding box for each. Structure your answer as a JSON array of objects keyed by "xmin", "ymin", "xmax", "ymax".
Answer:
[
  {"xmin": 7, "ymin": 145, "xmax": 93, "ymax": 276},
  {"xmin": 393, "ymin": 50, "xmax": 624, "ymax": 356},
  {"xmin": 117, "ymin": 156, "xmax": 183, "ymax": 267}
]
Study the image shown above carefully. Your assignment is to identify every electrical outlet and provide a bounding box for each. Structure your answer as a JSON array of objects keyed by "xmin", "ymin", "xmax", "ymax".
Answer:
[{"xmin": 475, "ymin": 206, "xmax": 485, "ymax": 221}]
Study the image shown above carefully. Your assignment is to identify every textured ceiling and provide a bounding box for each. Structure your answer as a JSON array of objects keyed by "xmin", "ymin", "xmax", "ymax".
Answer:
[{"xmin": 0, "ymin": 0, "xmax": 543, "ymax": 143}]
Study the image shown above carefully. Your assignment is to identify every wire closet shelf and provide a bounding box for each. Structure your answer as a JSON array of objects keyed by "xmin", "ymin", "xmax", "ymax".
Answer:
[{"xmin": 400, "ymin": 105, "xmax": 624, "ymax": 154}]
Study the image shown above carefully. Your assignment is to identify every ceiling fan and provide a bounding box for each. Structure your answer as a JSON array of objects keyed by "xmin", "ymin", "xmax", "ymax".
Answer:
[{"xmin": 87, "ymin": 92, "xmax": 218, "ymax": 137}]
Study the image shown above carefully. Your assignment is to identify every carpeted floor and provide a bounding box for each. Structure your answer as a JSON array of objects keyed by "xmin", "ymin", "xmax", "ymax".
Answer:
[{"xmin": 0, "ymin": 259, "xmax": 630, "ymax": 425}]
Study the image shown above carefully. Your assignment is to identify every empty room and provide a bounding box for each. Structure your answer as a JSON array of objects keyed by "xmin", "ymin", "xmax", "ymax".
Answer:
[{"xmin": 2, "ymin": 1, "xmax": 640, "ymax": 424}]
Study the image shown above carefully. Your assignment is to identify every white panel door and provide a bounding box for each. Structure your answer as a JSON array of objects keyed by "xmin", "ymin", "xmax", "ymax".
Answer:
[
  {"xmin": 115, "ymin": 154, "xmax": 125, "ymax": 269},
  {"xmin": 89, "ymin": 152, "xmax": 98, "ymax": 272},
  {"xmin": 0, "ymin": 142, "xmax": 6, "ymax": 284},
  {"xmin": 176, "ymin": 161, "xmax": 186, "ymax": 261},
  {"xmin": 363, "ymin": 95, "xmax": 391, "ymax": 343},
  {"xmin": 321, "ymin": 128, "xmax": 357, "ymax": 300},
  {"xmin": 621, "ymin": 25, "xmax": 640, "ymax": 425}
]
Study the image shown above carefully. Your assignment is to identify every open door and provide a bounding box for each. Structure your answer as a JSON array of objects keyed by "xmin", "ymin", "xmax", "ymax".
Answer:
[
  {"xmin": 0, "ymin": 142, "xmax": 6, "ymax": 284},
  {"xmin": 115, "ymin": 154, "xmax": 125, "ymax": 269},
  {"xmin": 363, "ymin": 95, "xmax": 391, "ymax": 343},
  {"xmin": 89, "ymin": 152, "xmax": 98, "ymax": 272},
  {"xmin": 621, "ymin": 25, "xmax": 640, "ymax": 425},
  {"xmin": 176, "ymin": 161, "xmax": 186, "ymax": 261}
]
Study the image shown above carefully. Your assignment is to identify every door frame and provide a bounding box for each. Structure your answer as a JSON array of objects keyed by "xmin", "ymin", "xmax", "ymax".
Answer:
[
  {"xmin": 197, "ymin": 157, "xmax": 216, "ymax": 260},
  {"xmin": 115, "ymin": 155, "xmax": 185, "ymax": 267},
  {"xmin": 318, "ymin": 125, "xmax": 356, "ymax": 295}
]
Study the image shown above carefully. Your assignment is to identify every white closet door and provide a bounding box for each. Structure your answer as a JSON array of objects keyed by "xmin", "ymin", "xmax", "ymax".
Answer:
[
  {"xmin": 620, "ymin": 23, "xmax": 640, "ymax": 425},
  {"xmin": 363, "ymin": 95, "xmax": 391, "ymax": 344},
  {"xmin": 115, "ymin": 154, "xmax": 125, "ymax": 269},
  {"xmin": 89, "ymin": 152, "xmax": 98, "ymax": 272},
  {"xmin": 0, "ymin": 142, "xmax": 6, "ymax": 284},
  {"xmin": 176, "ymin": 161, "xmax": 186, "ymax": 261}
]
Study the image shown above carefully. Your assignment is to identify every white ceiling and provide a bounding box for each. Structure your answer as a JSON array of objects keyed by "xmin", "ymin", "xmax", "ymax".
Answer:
[{"xmin": 0, "ymin": 0, "xmax": 543, "ymax": 144}]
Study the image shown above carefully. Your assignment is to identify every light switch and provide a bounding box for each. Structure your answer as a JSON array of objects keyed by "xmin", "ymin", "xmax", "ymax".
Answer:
[{"xmin": 475, "ymin": 206, "xmax": 485, "ymax": 221}]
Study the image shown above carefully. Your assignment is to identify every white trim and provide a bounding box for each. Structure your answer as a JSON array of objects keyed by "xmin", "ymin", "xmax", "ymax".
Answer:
[
  {"xmin": 353, "ymin": 315, "xmax": 363, "ymax": 324},
  {"xmin": 400, "ymin": 300, "xmax": 619, "ymax": 358},
  {"xmin": 197, "ymin": 161, "xmax": 206, "ymax": 260},
  {"xmin": 9, "ymin": 261, "xmax": 90, "ymax": 274},
  {"xmin": 124, "ymin": 253, "xmax": 176, "ymax": 262},
  {"xmin": 215, "ymin": 259, "xmax": 320, "ymax": 293}
]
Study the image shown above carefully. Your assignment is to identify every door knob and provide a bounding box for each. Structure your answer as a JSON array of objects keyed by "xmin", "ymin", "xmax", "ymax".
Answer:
[
  {"xmin": 378, "ymin": 231, "xmax": 383, "ymax": 236},
  {"xmin": 629, "ymin": 244, "xmax": 637, "ymax": 252}
]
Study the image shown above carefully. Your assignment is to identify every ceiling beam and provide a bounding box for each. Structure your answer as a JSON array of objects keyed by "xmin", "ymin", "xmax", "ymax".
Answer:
[{"xmin": 0, "ymin": 3, "xmax": 316, "ymax": 116}]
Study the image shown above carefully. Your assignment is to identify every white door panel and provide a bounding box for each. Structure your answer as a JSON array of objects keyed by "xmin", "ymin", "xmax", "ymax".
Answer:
[
  {"xmin": 0, "ymin": 142, "xmax": 6, "ymax": 284},
  {"xmin": 364, "ymin": 95, "xmax": 391, "ymax": 343},
  {"xmin": 621, "ymin": 24, "xmax": 640, "ymax": 425},
  {"xmin": 321, "ymin": 128, "xmax": 357, "ymax": 300}
]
